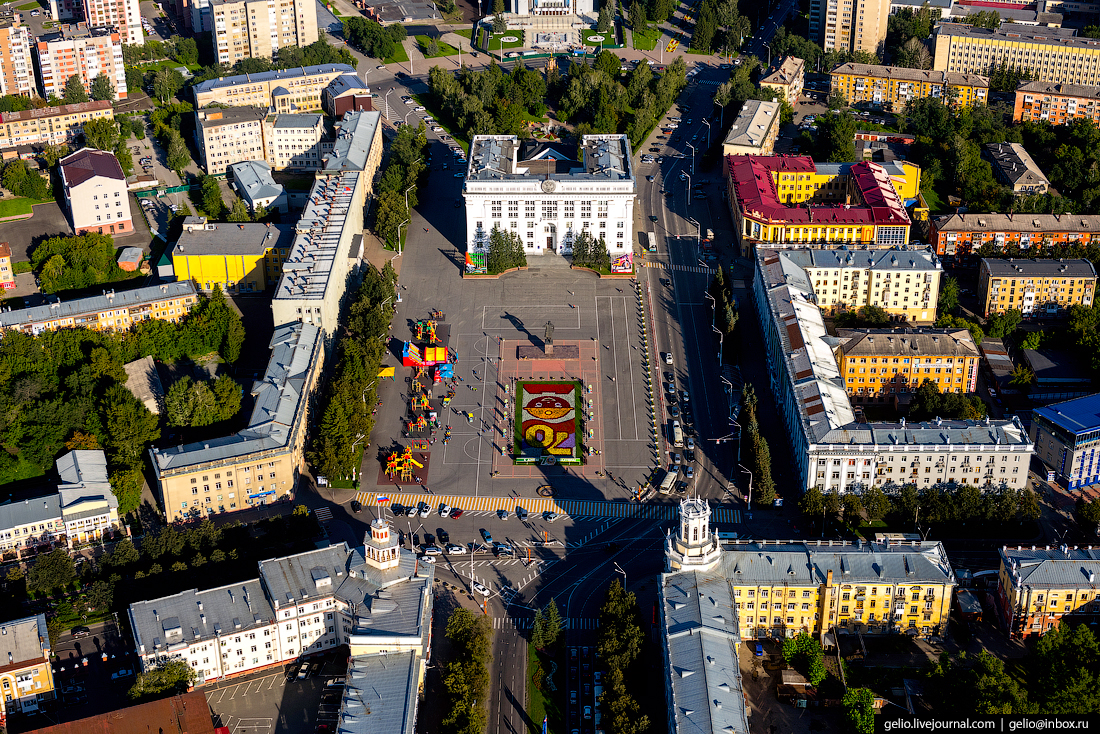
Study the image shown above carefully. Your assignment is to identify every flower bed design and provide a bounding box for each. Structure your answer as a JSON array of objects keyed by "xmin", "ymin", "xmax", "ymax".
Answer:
[{"xmin": 514, "ymin": 380, "xmax": 583, "ymax": 465}]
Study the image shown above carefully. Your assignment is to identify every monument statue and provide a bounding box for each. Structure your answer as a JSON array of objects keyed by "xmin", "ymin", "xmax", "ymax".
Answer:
[{"xmin": 544, "ymin": 320, "xmax": 555, "ymax": 345}]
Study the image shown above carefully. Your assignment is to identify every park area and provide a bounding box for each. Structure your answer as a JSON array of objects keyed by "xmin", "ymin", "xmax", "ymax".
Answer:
[{"xmin": 514, "ymin": 380, "xmax": 582, "ymax": 465}]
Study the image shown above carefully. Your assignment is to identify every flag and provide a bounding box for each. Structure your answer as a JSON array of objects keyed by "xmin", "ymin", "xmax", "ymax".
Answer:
[
  {"xmin": 542, "ymin": 717, "xmax": 547, "ymax": 734},
  {"xmin": 377, "ymin": 496, "xmax": 390, "ymax": 503}
]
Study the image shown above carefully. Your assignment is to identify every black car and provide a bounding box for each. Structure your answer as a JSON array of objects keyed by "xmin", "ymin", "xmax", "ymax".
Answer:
[
  {"xmin": 438, "ymin": 529, "xmax": 450, "ymax": 543},
  {"xmin": 396, "ymin": 71, "xmax": 408, "ymax": 78},
  {"xmin": 649, "ymin": 147, "xmax": 661, "ymax": 152},
  {"xmin": 664, "ymin": 371, "xmax": 674, "ymax": 382},
  {"xmin": 286, "ymin": 662, "xmax": 303, "ymax": 681},
  {"xmin": 424, "ymin": 533, "xmax": 435, "ymax": 545},
  {"xmin": 350, "ymin": 500, "xmax": 362, "ymax": 513},
  {"xmin": 660, "ymin": 277, "xmax": 671, "ymax": 287},
  {"xmin": 649, "ymin": 215, "xmax": 658, "ymax": 222},
  {"xmin": 685, "ymin": 449, "xmax": 696, "ymax": 462},
  {"xmin": 668, "ymin": 405, "xmax": 680, "ymax": 418},
  {"xmin": 413, "ymin": 533, "xmax": 420, "ymax": 546}
]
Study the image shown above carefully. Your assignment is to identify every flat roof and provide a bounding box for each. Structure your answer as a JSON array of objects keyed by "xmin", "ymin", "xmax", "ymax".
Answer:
[
  {"xmin": 322, "ymin": 110, "xmax": 381, "ymax": 172},
  {"xmin": 934, "ymin": 212, "xmax": 1100, "ymax": 233},
  {"xmin": 0, "ymin": 614, "xmax": 48, "ymax": 666},
  {"xmin": 173, "ymin": 221, "xmax": 294, "ymax": 256},
  {"xmin": 196, "ymin": 106, "xmax": 266, "ymax": 129},
  {"xmin": 0, "ymin": 100, "xmax": 112, "ymax": 124},
  {"xmin": 0, "ymin": 282, "xmax": 198, "ymax": 329},
  {"xmin": 934, "ymin": 21, "xmax": 1093, "ymax": 49},
  {"xmin": 192, "ymin": 64, "xmax": 356, "ymax": 94},
  {"xmin": 981, "ymin": 258, "xmax": 1097, "ymax": 278},
  {"xmin": 129, "ymin": 579, "xmax": 276, "ymax": 653},
  {"xmin": 1033, "ymin": 393, "xmax": 1100, "ymax": 434},
  {"xmin": 722, "ymin": 99, "xmax": 781, "ymax": 149}
]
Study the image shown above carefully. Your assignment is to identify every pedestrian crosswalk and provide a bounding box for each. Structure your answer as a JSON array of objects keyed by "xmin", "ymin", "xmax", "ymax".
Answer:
[
  {"xmin": 313, "ymin": 507, "xmax": 332, "ymax": 523},
  {"xmin": 493, "ymin": 617, "xmax": 600, "ymax": 630},
  {"xmin": 696, "ymin": 80, "xmax": 723, "ymax": 86},
  {"xmin": 638, "ymin": 262, "xmax": 716, "ymax": 274}
]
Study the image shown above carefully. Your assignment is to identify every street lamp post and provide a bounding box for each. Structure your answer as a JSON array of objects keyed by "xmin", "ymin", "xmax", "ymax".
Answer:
[
  {"xmin": 683, "ymin": 171, "xmax": 691, "ymax": 199},
  {"xmin": 613, "ymin": 562, "xmax": 626, "ymax": 588},
  {"xmin": 686, "ymin": 142, "xmax": 696, "ymax": 175},
  {"xmin": 764, "ymin": 42, "xmax": 772, "ymax": 68},
  {"xmin": 738, "ymin": 463, "xmax": 753, "ymax": 519},
  {"xmin": 701, "ymin": 119, "xmax": 711, "ymax": 149},
  {"xmin": 402, "ymin": 184, "xmax": 417, "ymax": 255},
  {"xmin": 385, "ymin": 88, "xmax": 394, "ymax": 121},
  {"xmin": 396, "ymin": 218, "xmax": 410, "ymax": 257}
]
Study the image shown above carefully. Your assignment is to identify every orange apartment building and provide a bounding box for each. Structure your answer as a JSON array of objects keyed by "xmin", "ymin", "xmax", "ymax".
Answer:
[
  {"xmin": 34, "ymin": 24, "xmax": 126, "ymax": 102},
  {"xmin": 835, "ymin": 327, "xmax": 980, "ymax": 403},
  {"xmin": 0, "ymin": 243, "xmax": 14, "ymax": 290},
  {"xmin": 1013, "ymin": 81, "xmax": 1100, "ymax": 125},
  {"xmin": 930, "ymin": 212, "xmax": 1100, "ymax": 259}
]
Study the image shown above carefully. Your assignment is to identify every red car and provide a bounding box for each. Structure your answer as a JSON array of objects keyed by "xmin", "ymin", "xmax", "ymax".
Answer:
[{"xmin": 450, "ymin": 508, "xmax": 464, "ymax": 519}]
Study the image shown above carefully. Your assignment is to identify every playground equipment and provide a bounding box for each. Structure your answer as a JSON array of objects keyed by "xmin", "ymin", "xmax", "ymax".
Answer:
[
  {"xmin": 384, "ymin": 445, "xmax": 424, "ymax": 483},
  {"xmin": 411, "ymin": 394, "xmax": 429, "ymax": 411},
  {"xmin": 406, "ymin": 414, "xmax": 427, "ymax": 432},
  {"xmin": 403, "ymin": 342, "xmax": 450, "ymax": 367},
  {"xmin": 415, "ymin": 319, "xmax": 440, "ymax": 343}
]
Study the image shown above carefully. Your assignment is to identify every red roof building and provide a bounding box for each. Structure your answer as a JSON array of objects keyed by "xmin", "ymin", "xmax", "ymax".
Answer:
[{"xmin": 32, "ymin": 692, "xmax": 214, "ymax": 734}]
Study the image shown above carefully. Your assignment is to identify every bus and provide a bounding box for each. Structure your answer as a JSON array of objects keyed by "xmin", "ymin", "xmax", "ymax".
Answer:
[
  {"xmin": 648, "ymin": 230, "xmax": 658, "ymax": 252},
  {"xmin": 658, "ymin": 470, "xmax": 678, "ymax": 495},
  {"xmin": 671, "ymin": 419, "xmax": 684, "ymax": 447}
]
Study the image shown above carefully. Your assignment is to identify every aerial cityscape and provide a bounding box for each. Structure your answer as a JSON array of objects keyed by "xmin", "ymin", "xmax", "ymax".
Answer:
[{"xmin": 1, "ymin": 0, "xmax": 1100, "ymax": 730}]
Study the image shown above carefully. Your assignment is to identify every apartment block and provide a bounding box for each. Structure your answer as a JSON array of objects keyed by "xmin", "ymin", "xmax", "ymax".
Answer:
[
  {"xmin": 835, "ymin": 327, "xmax": 980, "ymax": 403},
  {"xmin": 810, "ymin": 0, "xmax": 890, "ymax": 55},
  {"xmin": 830, "ymin": 62, "xmax": 988, "ymax": 111},
  {"xmin": 194, "ymin": 106, "xmax": 267, "ymax": 173},
  {"xmin": 192, "ymin": 64, "xmax": 354, "ymax": 110},
  {"xmin": 59, "ymin": 148, "xmax": 133, "ymax": 236},
  {"xmin": 725, "ymin": 155, "xmax": 920, "ymax": 256},
  {"xmin": 81, "ymin": 0, "xmax": 142, "ymax": 46},
  {"xmin": 933, "ymin": 23, "xmax": 1100, "ymax": 86},
  {"xmin": 761, "ymin": 56, "xmax": 804, "ymax": 106},
  {"xmin": 262, "ymin": 112, "xmax": 324, "ymax": 170},
  {"xmin": 1030, "ymin": 393, "xmax": 1100, "ymax": 490},
  {"xmin": 0, "ymin": 15, "xmax": 33, "ymax": 99},
  {"xmin": 0, "ymin": 243, "xmax": 13, "ymax": 290},
  {"xmin": 984, "ymin": 142, "xmax": 1050, "ymax": 195},
  {"xmin": 0, "ymin": 615, "xmax": 54, "ymax": 725},
  {"xmin": 34, "ymin": 25, "xmax": 127, "ymax": 102},
  {"xmin": 720, "ymin": 99, "xmax": 781, "ymax": 157},
  {"xmin": 149, "ymin": 321, "xmax": 321, "ymax": 520},
  {"xmin": 0, "ymin": 100, "xmax": 113, "ymax": 149},
  {"xmin": 930, "ymin": 212, "xmax": 1100, "ymax": 257},
  {"xmin": 171, "ymin": 217, "xmax": 295, "ymax": 292},
  {"xmin": 1013, "ymin": 80, "xmax": 1100, "ymax": 124},
  {"xmin": 997, "ymin": 544, "xmax": 1100, "ymax": 638},
  {"xmin": 0, "ymin": 281, "xmax": 199, "ymax": 336},
  {"xmin": 978, "ymin": 257, "xmax": 1097, "ymax": 317},
  {"xmin": 210, "ymin": 0, "xmax": 318, "ymax": 65}
]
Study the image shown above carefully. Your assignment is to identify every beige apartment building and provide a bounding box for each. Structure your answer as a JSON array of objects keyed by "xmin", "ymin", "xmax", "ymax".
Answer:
[
  {"xmin": 211, "ymin": 0, "xmax": 318, "ymax": 65},
  {"xmin": 80, "ymin": 0, "xmax": 142, "ymax": 46},
  {"xmin": 933, "ymin": 23, "xmax": 1100, "ymax": 86},
  {"xmin": 195, "ymin": 106, "xmax": 267, "ymax": 173},
  {"xmin": 0, "ymin": 100, "xmax": 113, "ymax": 149},
  {"xmin": 149, "ymin": 321, "xmax": 322, "ymax": 520},
  {"xmin": 721, "ymin": 99, "xmax": 781, "ymax": 156},
  {"xmin": 191, "ymin": 64, "xmax": 355, "ymax": 110},
  {"xmin": 761, "ymin": 56, "xmax": 805, "ymax": 106},
  {"xmin": 60, "ymin": 148, "xmax": 132, "ymax": 236},
  {"xmin": 262, "ymin": 112, "xmax": 325, "ymax": 170},
  {"xmin": 34, "ymin": 24, "xmax": 126, "ymax": 102},
  {"xmin": 0, "ymin": 281, "xmax": 199, "ymax": 335},
  {"xmin": 810, "ymin": 0, "xmax": 890, "ymax": 55},
  {"xmin": 0, "ymin": 615, "xmax": 54, "ymax": 725},
  {"xmin": 0, "ymin": 14, "xmax": 33, "ymax": 100}
]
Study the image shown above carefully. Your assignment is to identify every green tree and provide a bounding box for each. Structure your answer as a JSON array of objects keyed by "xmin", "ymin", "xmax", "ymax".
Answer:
[
  {"xmin": 90, "ymin": 74, "xmax": 115, "ymax": 102},
  {"xmin": 939, "ymin": 276, "xmax": 959, "ymax": 315},
  {"xmin": 153, "ymin": 67, "xmax": 183, "ymax": 104},
  {"xmin": 64, "ymin": 74, "xmax": 89, "ymax": 104},
  {"xmin": 166, "ymin": 375, "xmax": 195, "ymax": 427},
  {"xmin": 629, "ymin": 0, "xmax": 647, "ymax": 30},
  {"xmin": 541, "ymin": 598, "xmax": 562, "ymax": 648},
  {"xmin": 2, "ymin": 159, "xmax": 49, "ymax": 199},
  {"xmin": 1009, "ymin": 364, "xmax": 1034, "ymax": 388},
  {"xmin": 201, "ymin": 174, "xmax": 226, "ymax": 218},
  {"xmin": 531, "ymin": 607, "xmax": 548, "ymax": 649},
  {"xmin": 597, "ymin": 2, "xmax": 613, "ymax": 32},
  {"xmin": 83, "ymin": 117, "xmax": 120, "ymax": 151},
  {"xmin": 42, "ymin": 143, "xmax": 70, "ymax": 168},
  {"xmin": 27, "ymin": 549, "xmax": 77, "ymax": 596},
  {"xmin": 842, "ymin": 687, "xmax": 876, "ymax": 734},
  {"xmin": 228, "ymin": 196, "xmax": 251, "ymax": 222},
  {"xmin": 103, "ymin": 385, "xmax": 161, "ymax": 467},
  {"xmin": 166, "ymin": 131, "xmax": 190, "ymax": 177},
  {"xmin": 781, "ymin": 631, "xmax": 826, "ymax": 686},
  {"xmin": 128, "ymin": 660, "xmax": 197, "ymax": 702},
  {"xmin": 85, "ymin": 579, "xmax": 114, "ymax": 610},
  {"xmin": 799, "ymin": 486, "xmax": 825, "ymax": 520},
  {"xmin": 863, "ymin": 485, "xmax": 890, "ymax": 521},
  {"xmin": 486, "ymin": 225, "xmax": 526, "ymax": 274},
  {"xmin": 109, "ymin": 468, "xmax": 145, "ymax": 515},
  {"xmin": 174, "ymin": 36, "xmax": 199, "ymax": 65},
  {"xmin": 106, "ymin": 537, "xmax": 140, "ymax": 567},
  {"xmin": 986, "ymin": 308, "xmax": 1022, "ymax": 338},
  {"xmin": 1020, "ymin": 330, "xmax": 1044, "ymax": 350}
]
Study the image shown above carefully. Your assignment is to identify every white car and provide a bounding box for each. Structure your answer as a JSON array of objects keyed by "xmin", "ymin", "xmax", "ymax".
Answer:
[
  {"xmin": 432, "ymin": 126, "xmax": 444, "ymax": 133},
  {"xmin": 664, "ymin": 352, "xmax": 674, "ymax": 365},
  {"xmin": 423, "ymin": 545, "xmax": 443, "ymax": 555},
  {"xmin": 376, "ymin": 65, "xmax": 386, "ymax": 70},
  {"xmin": 404, "ymin": 99, "xmax": 416, "ymax": 105},
  {"xmin": 440, "ymin": 504, "xmax": 452, "ymax": 517},
  {"xmin": 472, "ymin": 582, "xmax": 490, "ymax": 596},
  {"xmin": 414, "ymin": 106, "xmax": 426, "ymax": 112},
  {"xmin": 544, "ymin": 511, "xmax": 560, "ymax": 522},
  {"xmin": 419, "ymin": 555, "xmax": 435, "ymax": 564},
  {"xmin": 418, "ymin": 503, "xmax": 430, "ymax": 518},
  {"xmin": 445, "ymin": 543, "xmax": 467, "ymax": 554}
]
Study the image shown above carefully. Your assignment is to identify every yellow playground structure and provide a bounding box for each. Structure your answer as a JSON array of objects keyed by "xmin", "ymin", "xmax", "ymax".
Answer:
[
  {"xmin": 385, "ymin": 446, "xmax": 424, "ymax": 482},
  {"xmin": 414, "ymin": 320, "xmax": 439, "ymax": 343}
]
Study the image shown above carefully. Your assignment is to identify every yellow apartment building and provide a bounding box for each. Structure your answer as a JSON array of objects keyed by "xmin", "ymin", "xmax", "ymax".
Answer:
[
  {"xmin": 835, "ymin": 327, "xmax": 980, "ymax": 403},
  {"xmin": 0, "ymin": 281, "xmax": 199, "ymax": 336},
  {"xmin": 830, "ymin": 62, "xmax": 989, "ymax": 111},
  {"xmin": 997, "ymin": 545, "xmax": 1100, "ymax": 638},
  {"xmin": 192, "ymin": 63, "xmax": 355, "ymax": 111},
  {"xmin": 0, "ymin": 242, "xmax": 13, "ymax": 290},
  {"xmin": 171, "ymin": 218, "xmax": 295, "ymax": 293},
  {"xmin": 0, "ymin": 101, "xmax": 113, "ymax": 149},
  {"xmin": 933, "ymin": 23, "xmax": 1100, "ymax": 86},
  {"xmin": 0, "ymin": 614, "xmax": 55, "ymax": 724},
  {"xmin": 978, "ymin": 257, "xmax": 1097, "ymax": 317}
]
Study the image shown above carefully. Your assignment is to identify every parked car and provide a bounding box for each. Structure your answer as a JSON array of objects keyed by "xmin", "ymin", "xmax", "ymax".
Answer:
[
  {"xmin": 440, "ymin": 504, "xmax": 452, "ymax": 517},
  {"xmin": 350, "ymin": 500, "xmax": 362, "ymax": 513},
  {"xmin": 451, "ymin": 508, "xmax": 465, "ymax": 519},
  {"xmin": 423, "ymin": 545, "xmax": 442, "ymax": 555},
  {"xmin": 498, "ymin": 509, "xmax": 509, "ymax": 520},
  {"xmin": 472, "ymin": 582, "xmax": 490, "ymax": 596},
  {"xmin": 445, "ymin": 543, "xmax": 467, "ymax": 554},
  {"xmin": 516, "ymin": 506, "xmax": 528, "ymax": 520},
  {"xmin": 419, "ymin": 503, "xmax": 430, "ymax": 518},
  {"xmin": 544, "ymin": 511, "xmax": 559, "ymax": 522}
]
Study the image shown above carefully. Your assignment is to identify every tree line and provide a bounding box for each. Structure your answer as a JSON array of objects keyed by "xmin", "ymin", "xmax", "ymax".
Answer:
[
  {"xmin": 485, "ymin": 226, "xmax": 527, "ymax": 274},
  {"xmin": 372, "ymin": 124, "xmax": 429, "ymax": 248},
  {"xmin": 709, "ymin": 266, "xmax": 739, "ymax": 363},
  {"xmin": 342, "ymin": 16, "xmax": 407, "ymax": 60},
  {"xmin": 188, "ymin": 38, "xmax": 355, "ymax": 85},
  {"xmin": 31, "ymin": 233, "xmax": 135, "ymax": 294},
  {"xmin": 441, "ymin": 608, "xmax": 492, "ymax": 734},
  {"xmin": 597, "ymin": 580, "xmax": 650, "ymax": 734},
  {"xmin": 739, "ymin": 384, "xmax": 777, "ymax": 506},
  {"xmin": 569, "ymin": 231, "xmax": 610, "ymax": 271},
  {"xmin": 427, "ymin": 61, "xmax": 548, "ymax": 141}
]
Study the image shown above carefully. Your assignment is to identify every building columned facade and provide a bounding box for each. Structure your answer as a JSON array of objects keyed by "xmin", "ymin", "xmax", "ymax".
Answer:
[
  {"xmin": 830, "ymin": 62, "xmax": 988, "ymax": 111},
  {"xmin": 997, "ymin": 545, "xmax": 1100, "ymax": 638},
  {"xmin": 1030, "ymin": 393, "xmax": 1100, "ymax": 489},
  {"xmin": 931, "ymin": 212, "xmax": 1100, "ymax": 258},
  {"xmin": 0, "ymin": 281, "xmax": 198, "ymax": 335},
  {"xmin": 463, "ymin": 134, "xmax": 636, "ymax": 268},
  {"xmin": 835, "ymin": 327, "xmax": 980, "ymax": 402},
  {"xmin": 978, "ymin": 257, "xmax": 1097, "ymax": 317},
  {"xmin": 0, "ymin": 614, "xmax": 54, "ymax": 726}
]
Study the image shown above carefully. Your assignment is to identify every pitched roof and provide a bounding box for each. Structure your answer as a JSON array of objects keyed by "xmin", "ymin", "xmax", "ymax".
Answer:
[
  {"xmin": 1016, "ymin": 80, "xmax": 1100, "ymax": 100},
  {"xmin": 31, "ymin": 692, "xmax": 215, "ymax": 734},
  {"xmin": 981, "ymin": 258, "xmax": 1097, "ymax": 278},
  {"xmin": 830, "ymin": 62, "xmax": 988, "ymax": 88},
  {"xmin": 0, "ymin": 281, "xmax": 198, "ymax": 330},
  {"xmin": 0, "ymin": 100, "xmax": 112, "ymax": 124},
  {"xmin": 933, "ymin": 212, "xmax": 1100, "ymax": 234},
  {"xmin": 60, "ymin": 148, "xmax": 124, "ymax": 187},
  {"xmin": 983, "ymin": 142, "xmax": 1049, "ymax": 188},
  {"xmin": 1000, "ymin": 544, "xmax": 1100, "ymax": 589},
  {"xmin": 836, "ymin": 328, "xmax": 979, "ymax": 358}
]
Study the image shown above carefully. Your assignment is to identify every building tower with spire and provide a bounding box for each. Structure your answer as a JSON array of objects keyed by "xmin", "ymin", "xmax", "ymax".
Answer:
[
  {"xmin": 665, "ymin": 497, "xmax": 722, "ymax": 572},
  {"xmin": 363, "ymin": 515, "xmax": 401, "ymax": 571}
]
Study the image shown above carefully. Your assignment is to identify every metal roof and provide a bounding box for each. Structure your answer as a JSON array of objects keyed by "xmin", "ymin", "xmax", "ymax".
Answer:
[
  {"xmin": 196, "ymin": 106, "xmax": 266, "ymax": 129},
  {"xmin": 935, "ymin": 21, "xmax": 1088, "ymax": 49},
  {"xmin": 981, "ymin": 258, "xmax": 1097, "ymax": 278},
  {"xmin": 0, "ymin": 281, "xmax": 198, "ymax": 330},
  {"xmin": 274, "ymin": 174, "xmax": 360, "ymax": 303},
  {"xmin": 270, "ymin": 113, "xmax": 323, "ymax": 129},
  {"xmin": 935, "ymin": 213, "xmax": 1099, "ymax": 233},
  {"xmin": 1000, "ymin": 544, "xmax": 1100, "ymax": 590},
  {"xmin": 465, "ymin": 134, "xmax": 634, "ymax": 184},
  {"xmin": 718, "ymin": 539, "xmax": 956, "ymax": 585},
  {"xmin": 836, "ymin": 328, "xmax": 979, "ymax": 358},
  {"xmin": 173, "ymin": 220, "xmax": 294, "ymax": 256},
  {"xmin": 0, "ymin": 614, "xmax": 49, "ymax": 667},
  {"xmin": 60, "ymin": 148, "xmax": 125, "ymax": 186},
  {"xmin": 761, "ymin": 57, "xmax": 804, "ymax": 88},
  {"xmin": 984, "ymin": 142, "xmax": 1049, "ymax": 188},
  {"xmin": 129, "ymin": 579, "xmax": 275, "ymax": 654},
  {"xmin": 56, "ymin": 449, "xmax": 117, "ymax": 514},
  {"xmin": 722, "ymin": 99, "xmax": 781, "ymax": 150},
  {"xmin": 338, "ymin": 651, "xmax": 419, "ymax": 734},
  {"xmin": 326, "ymin": 74, "xmax": 370, "ymax": 97},
  {"xmin": 192, "ymin": 64, "xmax": 356, "ymax": 94},
  {"xmin": 1017, "ymin": 80, "xmax": 1100, "ymax": 100},
  {"xmin": 1032, "ymin": 393, "xmax": 1100, "ymax": 435},
  {"xmin": 830, "ymin": 62, "xmax": 988, "ymax": 88},
  {"xmin": 0, "ymin": 100, "xmax": 112, "ymax": 124},
  {"xmin": 322, "ymin": 111, "xmax": 381, "ymax": 173},
  {"xmin": 229, "ymin": 161, "xmax": 286, "ymax": 204}
]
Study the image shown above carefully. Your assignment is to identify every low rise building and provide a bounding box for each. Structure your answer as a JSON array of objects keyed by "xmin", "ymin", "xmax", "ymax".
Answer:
[
  {"xmin": 171, "ymin": 217, "xmax": 295, "ymax": 293},
  {"xmin": 124, "ymin": 356, "xmax": 165, "ymax": 415},
  {"xmin": 997, "ymin": 544, "xmax": 1100, "ymax": 638},
  {"xmin": 0, "ymin": 14, "xmax": 34, "ymax": 100},
  {"xmin": 830, "ymin": 62, "xmax": 989, "ymax": 111},
  {"xmin": 720, "ymin": 99, "xmax": 781, "ymax": 157},
  {"xmin": 835, "ymin": 327, "xmax": 980, "ymax": 403},
  {"xmin": 0, "ymin": 281, "xmax": 199, "ymax": 336},
  {"xmin": 1023, "ymin": 347, "xmax": 1095, "ymax": 403},
  {"xmin": 1013, "ymin": 80, "xmax": 1100, "ymax": 124},
  {"xmin": 229, "ymin": 160, "xmax": 288, "ymax": 214},
  {"xmin": 0, "ymin": 614, "xmax": 54, "ymax": 725},
  {"xmin": 761, "ymin": 56, "xmax": 805, "ymax": 105},
  {"xmin": 322, "ymin": 73, "xmax": 373, "ymax": 117},
  {"xmin": 59, "ymin": 148, "xmax": 133, "ymax": 236},
  {"xmin": 262, "ymin": 112, "xmax": 325, "ymax": 171},
  {"xmin": 978, "ymin": 257, "xmax": 1097, "ymax": 317},
  {"xmin": 149, "ymin": 322, "xmax": 322, "ymax": 520},
  {"xmin": 195, "ymin": 106, "xmax": 267, "ymax": 174},
  {"xmin": 31, "ymin": 692, "xmax": 215, "ymax": 734},
  {"xmin": 855, "ymin": 130, "xmax": 915, "ymax": 162},
  {"xmin": 191, "ymin": 64, "xmax": 353, "ymax": 110},
  {"xmin": 1031, "ymin": 393, "xmax": 1100, "ymax": 490},
  {"xmin": 0, "ymin": 242, "xmax": 13, "ymax": 290},
  {"xmin": 984, "ymin": 142, "xmax": 1050, "ymax": 195},
  {"xmin": 930, "ymin": 212, "xmax": 1100, "ymax": 258},
  {"xmin": 34, "ymin": 24, "xmax": 126, "ymax": 102}
]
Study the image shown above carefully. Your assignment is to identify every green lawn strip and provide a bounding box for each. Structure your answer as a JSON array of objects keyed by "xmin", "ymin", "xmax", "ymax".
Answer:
[
  {"xmin": 488, "ymin": 31, "xmax": 525, "ymax": 50},
  {"xmin": 134, "ymin": 58, "xmax": 203, "ymax": 73},
  {"xmin": 632, "ymin": 28, "xmax": 660, "ymax": 50},
  {"xmin": 13, "ymin": 261, "xmax": 32, "ymax": 274},
  {"xmin": 526, "ymin": 643, "xmax": 564, "ymax": 734},
  {"xmin": 384, "ymin": 42, "xmax": 410, "ymax": 64},
  {"xmin": 684, "ymin": 47, "xmax": 715, "ymax": 55},
  {"xmin": 413, "ymin": 94, "xmax": 469, "ymax": 153},
  {"xmin": 0, "ymin": 197, "xmax": 34, "ymax": 219},
  {"xmin": 581, "ymin": 29, "xmax": 614, "ymax": 47},
  {"xmin": 0, "ymin": 453, "xmax": 46, "ymax": 486},
  {"xmin": 453, "ymin": 28, "xmax": 473, "ymax": 39},
  {"xmin": 16, "ymin": 1, "xmax": 40, "ymax": 9},
  {"xmin": 921, "ymin": 187, "xmax": 945, "ymax": 214},
  {"xmin": 416, "ymin": 35, "xmax": 461, "ymax": 57}
]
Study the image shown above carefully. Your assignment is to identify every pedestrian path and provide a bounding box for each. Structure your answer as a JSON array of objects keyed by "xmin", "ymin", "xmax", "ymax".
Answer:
[
  {"xmin": 638, "ymin": 261, "xmax": 716, "ymax": 274},
  {"xmin": 493, "ymin": 617, "xmax": 600, "ymax": 630},
  {"xmin": 696, "ymin": 79, "xmax": 723, "ymax": 86}
]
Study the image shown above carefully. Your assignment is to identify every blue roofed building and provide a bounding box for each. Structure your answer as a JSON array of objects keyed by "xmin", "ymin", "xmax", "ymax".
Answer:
[{"xmin": 1030, "ymin": 394, "xmax": 1100, "ymax": 489}]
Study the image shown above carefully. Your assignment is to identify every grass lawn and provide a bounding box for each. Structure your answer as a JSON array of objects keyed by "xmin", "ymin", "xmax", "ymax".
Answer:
[
  {"xmin": 13, "ymin": 261, "xmax": 32, "ymax": 274},
  {"xmin": 453, "ymin": 28, "xmax": 472, "ymax": 39},
  {"xmin": 632, "ymin": 27, "xmax": 661, "ymax": 50},
  {"xmin": 134, "ymin": 58, "xmax": 203, "ymax": 73},
  {"xmin": 416, "ymin": 35, "xmax": 461, "ymax": 57},
  {"xmin": 684, "ymin": 46, "xmax": 715, "ymax": 55},
  {"xmin": 0, "ymin": 453, "xmax": 46, "ymax": 487},
  {"xmin": 16, "ymin": 1, "xmax": 41, "ymax": 9},
  {"xmin": 488, "ymin": 31, "xmax": 525, "ymax": 50},
  {"xmin": 527, "ymin": 643, "xmax": 564, "ymax": 734},
  {"xmin": 922, "ymin": 187, "xmax": 945, "ymax": 214},
  {"xmin": 0, "ymin": 197, "xmax": 34, "ymax": 219},
  {"xmin": 581, "ymin": 29, "xmax": 613, "ymax": 46},
  {"xmin": 384, "ymin": 42, "xmax": 410, "ymax": 64},
  {"xmin": 414, "ymin": 94, "xmax": 469, "ymax": 153}
]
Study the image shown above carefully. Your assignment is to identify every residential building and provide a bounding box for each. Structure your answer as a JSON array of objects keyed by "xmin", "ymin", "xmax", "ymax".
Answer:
[
  {"xmin": 32, "ymin": 692, "xmax": 216, "ymax": 734},
  {"xmin": 753, "ymin": 244, "xmax": 1033, "ymax": 494},
  {"xmin": 59, "ymin": 148, "xmax": 133, "ymax": 236},
  {"xmin": 0, "ymin": 242, "xmax": 13, "ymax": 290},
  {"xmin": 0, "ymin": 101, "xmax": 114, "ymax": 150},
  {"xmin": 322, "ymin": 73, "xmax": 372, "ymax": 117},
  {"xmin": 1022, "ymin": 347, "xmax": 1095, "ymax": 403},
  {"xmin": 855, "ymin": 130, "xmax": 915, "ymax": 162},
  {"xmin": 932, "ymin": 22, "xmax": 1100, "ymax": 85},
  {"xmin": 34, "ymin": 25, "xmax": 127, "ymax": 102},
  {"xmin": 978, "ymin": 257, "xmax": 1097, "ymax": 316},
  {"xmin": 192, "ymin": 64, "xmax": 354, "ymax": 110},
  {"xmin": 0, "ymin": 281, "xmax": 199, "ymax": 335},
  {"xmin": 194, "ymin": 106, "xmax": 267, "ymax": 174},
  {"xmin": 80, "ymin": 0, "xmax": 142, "ymax": 46},
  {"xmin": 262, "ymin": 112, "xmax": 325, "ymax": 170},
  {"xmin": 725, "ymin": 155, "xmax": 919, "ymax": 257},
  {"xmin": 984, "ymin": 142, "xmax": 1050, "ymax": 195},
  {"xmin": 0, "ymin": 450, "xmax": 124, "ymax": 556},
  {"xmin": 1013, "ymin": 80, "xmax": 1100, "ymax": 124},
  {"xmin": 1030, "ymin": 394, "xmax": 1100, "ymax": 489},
  {"xmin": 191, "ymin": 0, "xmax": 214, "ymax": 32},
  {"xmin": 148, "ymin": 321, "xmax": 322, "ymax": 520},
  {"xmin": 0, "ymin": 614, "xmax": 54, "ymax": 725},
  {"xmin": 996, "ymin": 544, "xmax": 1100, "ymax": 638},
  {"xmin": 835, "ymin": 327, "xmax": 980, "ymax": 402},
  {"xmin": 48, "ymin": 0, "xmax": 83, "ymax": 21},
  {"xmin": 129, "ymin": 522, "xmax": 434, "ymax": 686},
  {"xmin": 720, "ymin": 99, "xmax": 781, "ymax": 157},
  {"xmin": 830, "ymin": 63, "xmax": 989, "ymax": 111},
  {"xmin": 171, "ymin": 217, "xmax": 295, "ymax": 292},
  {"xmin": 810, "ymin": 0, "xmax": 891, "ymax": 56},
  {"xmin": 210, "ymin": 0, "xmax": 318, "ymax": 65},
  {"xmin": 0, "ymin": 15, "xmax": 33, "ymax": 100},
  {"xmin": 464, "ymin": 134, "xmax": 636, "ymax": 268},
  {"xmin": 761, "ymin": 56, "xmax": 805, "ymax": 105},
  {"xmin": 229, "ymin": 160, "xmax": 288, "ymax": 213},
  {"xmin": 930, "ymin": 212, "xmax": 1100, "ymax": 258}
]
